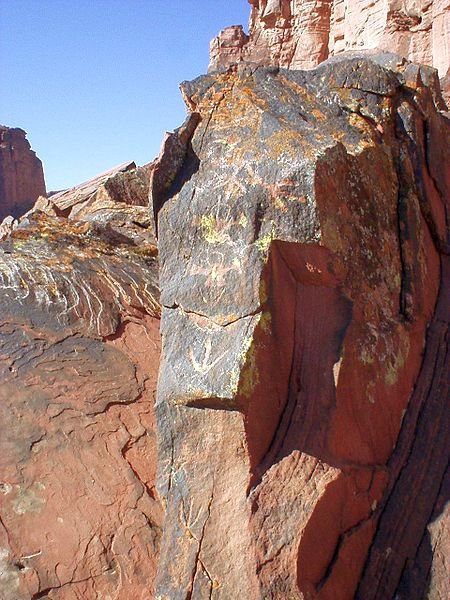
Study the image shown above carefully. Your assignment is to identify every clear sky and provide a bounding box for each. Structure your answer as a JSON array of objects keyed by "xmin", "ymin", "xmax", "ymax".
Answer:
[{"xmin": 0, "ymin": 0, "xmax": 250, "ymax": 191}]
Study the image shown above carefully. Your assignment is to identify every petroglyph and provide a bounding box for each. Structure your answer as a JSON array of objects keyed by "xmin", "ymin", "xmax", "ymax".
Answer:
[{"xmin": 188, "ymin": 337, "xmax": 228, "ymax": 375}]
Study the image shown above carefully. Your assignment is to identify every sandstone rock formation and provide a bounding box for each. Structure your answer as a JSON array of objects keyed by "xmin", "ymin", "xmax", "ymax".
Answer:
[
  {"xmin": 0, "ymin": 176, "xmax": 161, "ymax": 597},
  {"xmin": 0, "ymin": 126, "xmax": 46, "ymax": 221},
  {"xmin": 209, "ymin": 0, "xmax": 450, "ymax": 81},
  {"xmin": 1, "ymin": 13, "xmax": 449, "ymax": 600},
  {"xmin": 41, "ymin": 161, "xmax": 152, "ymax": 219},
  {"xmin": 155, "ymin": 53, "xmax": 449, "ymax": 599}
]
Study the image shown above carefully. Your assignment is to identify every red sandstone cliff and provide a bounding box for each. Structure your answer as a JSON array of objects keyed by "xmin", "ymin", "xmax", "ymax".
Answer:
[
  {"xmin": 209, "ymin": 0, "xmax": 450, "ymax": 81},
  {"xmin": 0, "ymin": 126, "xmax": 46, "ymax": 221}
]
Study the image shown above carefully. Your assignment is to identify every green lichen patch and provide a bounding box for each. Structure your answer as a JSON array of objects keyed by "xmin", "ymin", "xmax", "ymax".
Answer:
[
  {"xmin": 255, "ymin": 224, "xmax": 276, "ymax": 257},
  {"xmin": 200, "ymin": 214, "xmax": 227, "ymax": 244}
]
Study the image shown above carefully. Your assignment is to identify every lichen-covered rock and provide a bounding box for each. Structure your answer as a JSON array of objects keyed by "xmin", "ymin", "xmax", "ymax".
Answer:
[
  {"xmin": 155, "ymin": 53, "xmax": 449, "ymax": 599},
  {"xmin": 209, "ymin": 0, "xmax": 450, "ymax": 81},
  {"xmin": 0, "ymin": 201, "xmax": 162, "ymax": 598},
  {"xmin": 0, "ymin": 126, "xmax": 46, "ymax": 221}
]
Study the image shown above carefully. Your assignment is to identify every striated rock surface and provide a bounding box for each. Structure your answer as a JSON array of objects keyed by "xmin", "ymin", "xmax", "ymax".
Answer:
[
  {"xmin": 329, "ymin": 0, "xmax": 450, "ymax": 77},
  {"xmin": 0, "ymin": 126, "xmax": 46, "ymax": 221},
  {"xmin": 209, "ymin": 0, "xmax": 450, "ymax": 80},
  {"xmin": 39, "ymin": 160, "xmax": 152, "ymax": 219},
  {"xmin": 155, "ymin": 53, "xmax": 449, "ymax": 599},
  {"xmin": 0, "ymin": 181, "xmax": 162, "ymax": 597}
]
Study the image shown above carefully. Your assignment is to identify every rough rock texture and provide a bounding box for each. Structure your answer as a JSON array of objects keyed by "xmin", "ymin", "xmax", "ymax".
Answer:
[
  {"xmin": 40, "ymin": 160, "xmax": 152, "ymax": 219},
  {"xmin": 0, "ymin": 126, "xmax": 46, "ymax": 221},
  {"xmin": 0, "ymin": 184, "xmax": 162, "ymax": 596},
  {"xmin": 209, "ymin": 0, "xmax": 450, "ymax": 80},
  {"xmin": 149, "ymin": 113, "xmax": 200, "ymax": 232},
  {"xmin": 155, "ymin": 53, "xmax": 449, "ymax": 599},
  {"xmin": 1, "ymin": 29, "xmax": 449, "ymax": 600}
]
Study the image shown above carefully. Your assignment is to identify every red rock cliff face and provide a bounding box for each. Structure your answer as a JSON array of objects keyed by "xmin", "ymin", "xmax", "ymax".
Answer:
[
  {"xmin": 155, "ymin": 53, "xmax": 449, "ymax": 599},
  {"xmin": 0, "ymin": 172, "xmax": 162, "ymax": 598},
  {"xmin": 0, "ymin": 126, "xmax": 46, "ymax": 220},
  {"xmin": 209, "ymin": 0, "xmax": 450, "ymax": 79}
]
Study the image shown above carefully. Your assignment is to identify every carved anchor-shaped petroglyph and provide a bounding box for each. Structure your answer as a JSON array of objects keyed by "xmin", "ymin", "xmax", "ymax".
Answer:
[{"xmin": 189, "ymin": 337, "xmax": 227, "ymax": 375}]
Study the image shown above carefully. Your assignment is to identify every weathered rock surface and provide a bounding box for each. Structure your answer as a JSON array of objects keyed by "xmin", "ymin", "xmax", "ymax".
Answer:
[
  {"xmin": 0, "ymin": 185, "xmax": 162, "ymax": 597},
  {"xmin": 39, "ymin": 160, "xmax": 152, "ymax": 219},
  {"xmin": 1, "ymin": 21, "xmax": 449, "ymax": 600},
  {"xmin": 209, "ymin": 0, "xmax": 450, "ymax": 80},
  {"xmin": 155, "ymin": 53, "xmax": 449, "ymax": 599},
  {"xmin": 0, "ymin": 126, "xmax": 46, "ymax": 221}
]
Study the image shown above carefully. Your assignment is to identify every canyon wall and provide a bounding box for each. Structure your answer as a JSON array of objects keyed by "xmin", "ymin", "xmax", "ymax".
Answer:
[
  {"xmin": 0, "ymin": 126, "xmax": 46, "ymax": 221},
  {"xmin": 209, "ymin": 0, "xmax": 450, "ymax": 81}
]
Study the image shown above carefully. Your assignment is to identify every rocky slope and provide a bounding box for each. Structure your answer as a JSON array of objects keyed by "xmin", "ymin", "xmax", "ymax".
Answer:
[
  {"xmin": 155, "ymin": 53, "xmax": 449, "ymax": 599},
  {"xmin": 0, "ymin": 126, "xmax": 46, "ymax": 221},
  {"xmin": 0, "ymin": 174, "xmax": 162, "ymax": 598},
  {"xmin": 209, "ymin": 0, "xmax": 450, "ymax": 81}
]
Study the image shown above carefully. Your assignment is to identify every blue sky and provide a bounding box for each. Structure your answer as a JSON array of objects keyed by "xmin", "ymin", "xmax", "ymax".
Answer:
[{"xmin": 0, "ymin": 1, "xmax": 250, "ymax": 191}]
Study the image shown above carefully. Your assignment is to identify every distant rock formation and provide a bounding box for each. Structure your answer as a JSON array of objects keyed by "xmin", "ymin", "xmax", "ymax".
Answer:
[
  {"xmin": 41, "ymin": 160, "xmax": 152, "ymax": 217},
  {"xmin": 0, "ymin": 126, "xmax": 46, "ymax": 220},
  {"xmin": 209, "ymin": 0, "xmax": 450, "ymax": 80}
]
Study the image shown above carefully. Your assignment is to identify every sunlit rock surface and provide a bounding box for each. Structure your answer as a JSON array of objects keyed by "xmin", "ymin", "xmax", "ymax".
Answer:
[
  {"xmin": 209, "ymin": 0, "xmax": 450, "ymax": 82},
  {"xmin": 0, "ymin": 176, "xmax": 162, "ymax": 598},
  {"xmin": 155, "ymin": 53, "xmax": 449, "ymax": 599},
  {"xmin": 0, "ymin": 23, "xmax": 449, "ymax": 600}
]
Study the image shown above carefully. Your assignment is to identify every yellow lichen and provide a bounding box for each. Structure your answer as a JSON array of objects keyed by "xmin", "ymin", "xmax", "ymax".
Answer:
[
  {"xmin": 239, "ymin": 214, "xmax": 248, "ymax": 228},
  {"xmin": 239, "ymin": 343, "xmax": 259, "ymax": 399},
  {"xmin": 255, "ymin": 224, "xmax": 276, "ymax": 256},
  {"xmin": 259, "ymin": 280, "xmax": 269, "ymax": 304},
  {"xmin": 200, "ymin": 214, "xmax": 226, "ymax": 244},
  {"xmin": 259, "ymin": 311, "xmax": 272, "ymax": 333}
]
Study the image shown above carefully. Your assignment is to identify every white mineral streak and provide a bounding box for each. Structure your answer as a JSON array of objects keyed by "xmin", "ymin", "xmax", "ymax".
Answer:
[{"xmin": 0, "ymin": 253, "xmax": 159, "ymax": 337}]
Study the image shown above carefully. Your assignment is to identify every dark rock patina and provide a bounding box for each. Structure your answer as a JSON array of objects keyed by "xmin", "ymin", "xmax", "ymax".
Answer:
[{"xmin": 155, "ymin": 53, "xmax": 449, "ymax": 599}]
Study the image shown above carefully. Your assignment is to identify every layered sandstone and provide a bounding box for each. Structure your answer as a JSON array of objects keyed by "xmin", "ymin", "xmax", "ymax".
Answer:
[
  {"xmin": 41, "ymin": 160, "xmax": 152, "ymax": 218},
  {"xmin": 1, "ymin": 30, "xmax": 449, "ymax": 600},
  {"xmin": 0, "ymin": 126, "xmax": 46, "ymax": 221},
  {"xmin": 155, "ymin": 53, "xmax": 449, "ymax": 598},
  {"xmin": 0, "ymin": 176, "xmax": 161, "ymax": 598},
  {"xmin": 209, "ymin": 0, "xmax": 450, "ymax": 80}
]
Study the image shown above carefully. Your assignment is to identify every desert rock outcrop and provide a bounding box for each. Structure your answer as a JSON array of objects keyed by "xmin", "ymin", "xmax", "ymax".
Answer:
[
  {"xmin": 0, "ymin": 173, "xmax": 162, "ymax": 598},
  {"xmin": 0, "ymin": 126, "xmax": 46, "ymax": 221},
  {"xmin": 209, "ymin": 0, "xmax": 450, "ymax": 81},
  {"xmin": 42, "ymin": 161, "xmax": 152, "ymax": 219},
  {"xmin": 1, "ymin": 4, "xmax": 449, "ymax": 598},
  {"xmin": 155, "ymin": 53, "xmax": 449, "ymax": 599}
]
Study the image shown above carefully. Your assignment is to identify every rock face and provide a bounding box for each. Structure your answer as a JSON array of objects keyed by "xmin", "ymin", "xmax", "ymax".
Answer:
[
  {"xmin": 155, "ymin": 53, "xmax": 449, "ymax": 598},
  {"xmin": 43, "ymin": 161, "xmax": 152, "ymax": 218},
  {"xmin": 0, "ymin": 126, "xmax": 46, "ymax": 221},
  {"xmin": 0, "ymin": 174, "xmax": 162, "ymax": 597},
  {"xmin": 209, "ymin": 0, "xmax": 450, "ymax": 79},
  {"xmin": 1, "ymin": 29, "xmax": 449, "ymax": 600}
]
